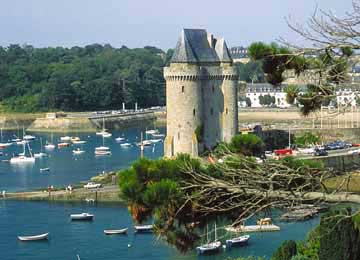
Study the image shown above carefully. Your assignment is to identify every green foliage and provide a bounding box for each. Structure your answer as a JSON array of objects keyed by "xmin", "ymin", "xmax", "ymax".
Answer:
[
  {"xmin": 284, "ymin": 84, "xmax": 300, "ymax": 105},
  {"xmin": 234, "ymin": 61, "xmax": 265, "ymax": 83},
  {"xmin": 294, "ymin": 132, "xmax": 320, "ymax": 147},
  {"xmin": 297, "ymin": 226, "xmax": 320, "ymax": 260},
  {"xmin": 281, "ymin": 157, "xmax": 324, "ymax": 170},
  {"xmin": 230, "ymin": 257, "xmax": 265, "ymax": 260},
  {"xmin": 290, "ymin": 256, "xmax": 309, "ymax": 260},
  {"xmin": 195, "ymin": 124, "xmax": 204, "ymax": 143},
  {"xmin": 259, "ymin": 94, "xmax": 275, "ymax": 106},
  {"xmin": 245, "ymin": 97, "xmax": 252, "ymax": 107},
  {"xmin": 0, "ymin": 44, "xmax": 166, "ymax": 112},
  {"xmin": 229, "ymin": 134, "xmax": 265, "ymax": 156},
  {"xmin": 272, "ymin": 240, "xmax": 297, "ymax": 260},
  {"xmin": 248, "ymin": 42, "xmax": 302, "ymax": 86},
  {"xmin": 319, "ymin": 208, "xmax": 360, "ymax": 260}
]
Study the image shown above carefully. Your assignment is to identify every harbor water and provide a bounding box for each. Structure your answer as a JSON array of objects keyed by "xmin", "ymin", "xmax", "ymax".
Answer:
[{"xmin": 0, "ymin": 128, "xmax": 319, "ymax": 260}]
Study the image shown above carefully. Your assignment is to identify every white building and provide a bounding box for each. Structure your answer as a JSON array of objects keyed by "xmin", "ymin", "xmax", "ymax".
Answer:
[
  {"xmin": 336, "ymin": 86, "xmax": 359, "ymax": 106},
  {"xmin": 245, "ymin": 83, "xmax": 293, "ymax": 108}
]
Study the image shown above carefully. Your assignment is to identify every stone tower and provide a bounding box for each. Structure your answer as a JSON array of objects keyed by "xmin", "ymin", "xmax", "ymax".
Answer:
[{"xmin": 164, "ymin": 29, "xmax": 239, "ymax": 157}]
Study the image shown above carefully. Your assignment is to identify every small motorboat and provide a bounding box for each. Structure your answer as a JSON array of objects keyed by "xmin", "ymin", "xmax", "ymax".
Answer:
[
  {"xmin": 60, "ymin": 136, "xmax": 71, "ymax": 141},
  {"xmin": 145, "ymin": 129, "xmax": 159, "ymax": 135},
  {"xmin": 226, "ymin": 234, "xmax": 250, "ymax": 247},
  {"xmin": 148, "ymin": 139, "xmax": 162, "ymax": 143},
  {"xmin": 196, "ymin": 241, "xmax": 222, "ymax": 254},
  {"xmin": 0, "ymin": 142, "xmax": 12, "ymax": 149},
  {"xmin": 95, "ymin": 146, "xmax": 110, "ymax": 151},
  {"xmin": 17, "ymin": 140, "xmax": 27, "ymax": 145},
  {"xmin": 73, "ymin": 148, "xmax": 85, "ymax": 155},
  {"xmin": 58, "ymin": 142, "xmax": 70, "ymax": 148},
  {"xmin": 70, "ymin": 213, "xmax": 94, "ymax": 221},
  {"xmin": 72, "ymin": 140, "xmax": 86, "ymax": 145},
  {"xmin": 151, "ymin": 133, "xmax": 165, "ymax": 138},
  {"xmin": 120, "ymin": 143, "xmax": 131, "ymax": 147},
  {"xmin": 40, "ymin": 167, "xmax": 50, "ymax": 172},
  {"xmin": 23, "ymin": 135, "xmax": 36, "ymax": 141},
  {"xmin": 95, "ymin": 150, "xmax": 111, "ymax": 156},
  {"xmin": 44, "ymin": 144, "xmax": 55, "ymax": 150},
  {"xmin": 102, "ymin": 132, "xmax": 112, "ymax": 138},
  {"xmin": 11, "ymin": 156, "xmax": 35, "ymax": 164},
  {"xmin": 70, "ymin": 137, "xmax": 80, "ymax": 142},
  {"xmin": 34, "ymin": 152, "xmax": 47, "ymax": 158},
  {"xmin": 18, "ymin": 232, "xmax": 49, "ymax": 241},
  {"xmin": 134, "ymin": 225, "xmax": 153, "ymax": 233},
  {"xmin": 104, "ymin": 228, "xmax": 128, "ymax": 235},
  {"xmin": 115, "ymin": 137, "xmax": 125, "ymax": 142}
]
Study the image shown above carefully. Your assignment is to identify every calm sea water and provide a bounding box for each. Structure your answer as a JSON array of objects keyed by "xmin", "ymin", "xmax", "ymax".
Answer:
[{"xmin": 0, "ymin": 128, "xmax": 319, "ymax": 260}]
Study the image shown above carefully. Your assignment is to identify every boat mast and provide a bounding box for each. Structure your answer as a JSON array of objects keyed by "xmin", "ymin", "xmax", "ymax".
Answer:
[
  {"xmin": 206, "ymin": 224, "xmax": 209, "ymax": 243},
  {"xmin": 40, "ymin": 137, "xmax": 43, "ymax": 153},
  {"xmin": 214, "ymin": 222, "xmax": 217, "ymax": 242},
  {"xmin": 0, "ymin": 128, "xmax": 2, "ymax": 142},
  {"xmin": 27, "ymin": 142, "xmax": 33, "ymax": 158}
]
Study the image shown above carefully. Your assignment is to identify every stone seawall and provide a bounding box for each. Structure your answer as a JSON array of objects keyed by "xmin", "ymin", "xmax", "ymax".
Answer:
[
  {"xmin": 28, "ymin": 117, "xmax": 96, "ymax": 132},
  {"xmin": 291, "ymin": 128, "xmax": 360, "ymax": 144}
]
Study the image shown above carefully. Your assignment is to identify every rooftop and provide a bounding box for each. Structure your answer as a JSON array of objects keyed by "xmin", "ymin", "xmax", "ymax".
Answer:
[{"xmin": 170, "ymin": 29, "xmax": 232, "ymax": 63}]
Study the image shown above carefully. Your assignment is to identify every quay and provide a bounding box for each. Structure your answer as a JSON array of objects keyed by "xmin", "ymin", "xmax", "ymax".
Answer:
[{"xmin": 225, "ymin": 224, "xmax": 281, "ymax": 233}]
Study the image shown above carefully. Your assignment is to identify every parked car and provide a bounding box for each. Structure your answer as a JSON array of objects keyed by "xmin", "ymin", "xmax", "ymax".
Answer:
[
  {"xmin": 313, "ymin": 149, "xmax": 328, "ymax": 156},
  {"xmin": 84, "ymin": 182, "xmax": 102, "ymax": 189}
]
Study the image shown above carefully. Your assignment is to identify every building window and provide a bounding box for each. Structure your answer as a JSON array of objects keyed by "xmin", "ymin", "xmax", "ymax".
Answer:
[
  {"xmin": 212, "ymin": 86, "xmax": 215, "ymax": 93},
  {"xmin": 178, "ymin": 132, "xmax": 180, "ymax": 140},
  {"xmin": 193, "ymin": 109, "xmax": 196, "ymax": 116},
  {"xmin": 181, "ymin": 86, "xmax": 185, "ymax": 93},
  {"xmin": 225, "ymin": 108, "xmax": 228, "ymax": 114},
  {"xmin": 210, "ymin": 108, "xmax": 214, "ymax": 115}
]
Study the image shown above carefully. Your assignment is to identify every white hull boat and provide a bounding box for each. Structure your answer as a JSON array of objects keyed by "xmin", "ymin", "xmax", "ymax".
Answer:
[
  {"xmin": 44, "ymin": 144, "xmax": 55, "ymax": 150},
  {"xmin": 149, "ymin": 139, "xmax": 162, "ymax": 143},
  {"xmin": 120, "ymin": 143, "xmax": 131, "ymax": 147},
  {"xmin": 102, "ymin": 132, "xmax": 112, "ymax": 138},
  {"xmin": 23, "ymin": 135, "xmax": 36, "ymax": 141},
  {"xmin": 197, "ymin": 241, "xmax": 222, "ymax": 254},
  {"xmin": 151, "ymin": 133, "xmax": 165, "ymax": 138},
  {"xmin": 134, "ymin": 225, "xmax": 153, "ymax": 232},
  {"xmin": 17, "ymin": 140, "xmax": 27, "ymax": 145},
  {"xmin": 72, "ymin": 140, "xmax": 86, "ymax": 145},
  {"xmin": 95, "ymin": 146, "xmax": 110, "ymax": 151},
  {"xmin": 60, "ymin": 136, "xmax": 71, "ymax": 141},
  {"xmin": 145, "ymin": 129, "xmax": 159, "ymax": 135},
  {"xmin": 95, "ymin": 150, "xmax": 111, "ymax": 156},
  {"xmin": 0, "ymin": 142, "xmax": 12, "ymax": 149},
  {"xmin": 40, "ymin": 167, "xmax": 50, "ymax": 172},
  {"xmin": 70, "ymin": 213, "xmax": 94, "ymax": 221},
  {"xmin": 226, "ymin": 235, "xmax": 250, "ymax": 247},
  {"xmin": 115, "ymin": 137, "xmax": 125, "ymax": 142},
  {"xmin": 73, "ymin": 149, "xmax": 85, "ymax": 155},
  {"xmin": 104, "ymin": 228, "xmax": 128, "ymax": 235},
  {"xmin": 10, "ymin": 156, "xmax": 36, "ymax": 164},
  {"xmin": 18, "ymin": 232, "xmax": 49, "ymax": 241},
  {"xmin": 34, "ymin": 152, "xmax": 47, "ymax": 158}
]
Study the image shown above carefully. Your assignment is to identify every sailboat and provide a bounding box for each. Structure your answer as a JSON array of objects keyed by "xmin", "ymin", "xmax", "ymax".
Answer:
[
  {"xmin": 73, "ymin": 147, "xmax": 85, "ymax": 155},
  {"xmin": 0, "ymin": 128, "xmax": 12, "ymax": 149},
  {"xmin": 196, "ymin": 223, "xmax": 222, "ymax": 254},
  {"xmin": 96, "ymin": 118, "xmax": 112, "ymax": 137},
  {"xmin": 95, "ymin": 134, "xmax": 111, "ymax": 155},
  {"xmin": 226, "ymin": 234, "xmax": 250, "ymax": 247},
  {"xmin": 44, "ymin": 133, "xmax": 55, "ymax": 150},
  {"xmin": 10, "ymin": 142, "xmax": 35, "ymax": 164},
  {"xmin": 22, "ymin": 126, "xmax": 35, "ymax": 141},
  {"xmin": 34, "ymin": 138, "xmax": 47, "ymax": 158}
]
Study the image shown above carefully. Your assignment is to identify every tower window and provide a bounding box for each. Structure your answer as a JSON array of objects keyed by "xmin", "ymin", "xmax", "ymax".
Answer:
[
  {"xmin": 212, "ymin": 86, "xmax": 215, "ymax": 93},
  {"xmin": 178, "ymin": 132, "xmax": 180, "ymax": 140},
  {"xmin": 210, "ymin": 108, "xmax": 214, "ymax": 115},
  {"xmin": 226, "ymin": 108, "xmax": 228, "ymax": 114},
  {"xmin": 181, "ymin": 86, "xmax": 185, "ymax": 93},
  {"xmin": 193, "ymin": 109, "xmax": 196, "ymax": 116}
]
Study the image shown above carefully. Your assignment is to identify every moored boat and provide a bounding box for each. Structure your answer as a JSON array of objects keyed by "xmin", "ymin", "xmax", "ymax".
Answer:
[
  {"xmin": 23, "ymin": 135, "xmax": 36, "ymax": 141},
  {"xmin": 226, "ymin": 234, "xmax": 250, "ymax": 247},
  {"xmin": 18, "ymin": 232, "xmax": 49, "ymax": 241},
  {"xmin": 60, "ymin": 136, "xmax": 71, "ymax": 141},
  {"xmin": 134, "ymin": 224, "xmax": 153, "ymax": 232},
  {"xmin": 40, "ymin": 167, "xmax": 50, "ymax": 172},
  {"xmin": 58, "ymin": 142, "xmax": 70, "ymax": 148},
  {"xmin": 10, "ymin": 142, "xmax": 35, "ymax": 164},
  {"xmin": 73, "ymin": 148, "xmax": 85, "ymax": 155},
  {"xmin": 115, "ymin": 137, "xmax": 125, "ymax": 142},
  {"xmin": 145, "ymin": 129, "xmax": 159, "ymax": 135},
  {"xmin": 120, "ymin": 143, "xmax": 131, "ymax": 147},
  {"xmin": 196, "ymin": 223, "xmax": 221, "ymax": 254},
  {"xmin": 104, "ymin": 228, "xmax": 128, "ymax": 235},
  {"xmin": 70, "ymin": 213, "xmax": 94, "ymax": 221},
  {"xmin": 95, "ymin": 150, "xmax": 111, "ymax": 156},
  {"xmin": 72, "ymin": 140, "xmax": 86, "ymax": 145}
]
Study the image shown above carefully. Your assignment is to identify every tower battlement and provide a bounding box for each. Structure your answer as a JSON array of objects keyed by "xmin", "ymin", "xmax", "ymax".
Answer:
[{"xmin": 164, "ymin": 29, "xmax": 239, "ymax": 157}]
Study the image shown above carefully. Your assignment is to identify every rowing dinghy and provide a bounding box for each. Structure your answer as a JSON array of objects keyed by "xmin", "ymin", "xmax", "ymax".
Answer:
[
  {"xmin": 70, "ymin": 213, "xmax": 94, "ymax": 221},
  {"xmin": 18, "ymin": 232, "xmax": 49, "ymax": 241},
  {"xmin": 104, "ymin": 228, "xmax": 128, "ymax": 235},
  {"xmin": 134, "ymin": 224, "xmax": 153, "ymax": 232},
  {"xmin": 226, "ymin": 234, "xmax": 250, "ymax": 247}
]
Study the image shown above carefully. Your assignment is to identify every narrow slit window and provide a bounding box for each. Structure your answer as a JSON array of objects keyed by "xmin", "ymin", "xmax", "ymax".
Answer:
[
  {"xmin": 181, "ymin": 86, "xmax": 185, "ymax": 93},
  {"xmin": 193, "ymin": 109, "xmax": 196, "ymax": 116},
  {"xmin": 178, "ymin": 132, "xmax": 180, "ymax": 140},
  {"xmin": 210, "ymin": 108, "xmax": 214, "ymax": 115},
  {"xmin": 212, "ymin": 86, "xmax": 215, "ymax": 93},
  {"xmin": 226, "ymin": 108, "xmax": 228, "ymax": 114}
]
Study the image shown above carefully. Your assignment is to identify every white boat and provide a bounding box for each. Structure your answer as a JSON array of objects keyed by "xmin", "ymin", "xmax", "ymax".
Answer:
[
  {"xmin": 95, "ymin": 146, "xmax": 110, "ymax": 151},
  {"xmin": 151, "ymin": 133, "xmax": 165, "ymax": 138},
  {"xmin": 148, "ymin": 139, "xmax": 162, "ymax": 143},
  {"xmin": 196, "ymin": 223, "xmax": 222, "ymax": 254},
  {"xmin": 58, "ymin": 142, "xmax": 70, "ymax": 148},
  {"xmin": 115, "ymin": 137, "xmax": 125, "ymax": 142},
  {"xmin": 40, "ymin": 167, "xmax": 50, "ymax": 172},
  {"xmin": 134, "ymin": 225, "xmax": 153, "ymax": 232},
  {"xmin": 73, "ymin": 148, "xmax": 85, "ymax": 155},
  {"xmin": 70, "ymin": 137, "xmax": 80, "ymax": 142},
  {"xmin": 102, "ymin": 132, "xmax": 112, "ymax": 138},
  {"xmin": 17, "ymin": 140, "xmax": 27, "ymax": 145},
  {"xmin": 226, "ymin": 234, "xmax": 250, "ymax": 247},
  {"xmin": 120, "ymin": 143, "xmax": 131, "ymax": 147},
  {"xmin": 72, "ymin": 140, "xmax": 87, "ymax": 145},
  {"xmin": 23, "ymin": 135, "xmax": 36, "ymax": 141},
  {"xmin": 44, "ymin": 133, "xmax": 55, "ymax": 150},
  {"xmin": 96, "ymin": 118, "xmax": 112, "ymax": 137},
  {"xmin": 10, "ymin": 142, "xmax": 35, "ymax": 164},
  {"xmin": 104, "ymin": 228, "xmax": 128, "ymax": 235},
  {"xmin": 18, "ymin": 232, "xmax": 49, "ymax": 241},
  {"xmin": 70, "ymin": 213, "xmax": 94, "ymax": 221},
  {"xmin": 145, "ymin": 129, "xmax": 159, "ymax": 135},
  {"xmin": 60, "ymin": 136, "xmax": 71, "ymax": 141},
  {"xmin": 95, "ymin": 150, "xmax": 111, "ymax": 156},
  {"xmin": 34, "ymin": 138, "xmax": 47, "ymax": 158},
  {"xmin": 0, "ymin": 128, "xmax": 13, "ymax": 149}
]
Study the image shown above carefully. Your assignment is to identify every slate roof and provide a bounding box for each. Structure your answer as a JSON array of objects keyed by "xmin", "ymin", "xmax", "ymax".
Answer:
[{"xmin": 171, "ymin": 29, "xmax": 231, "ymax": 63}]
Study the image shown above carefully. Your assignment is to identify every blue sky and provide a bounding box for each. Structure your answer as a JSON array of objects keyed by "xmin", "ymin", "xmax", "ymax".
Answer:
[{"xmin": 0, "ymin": 0, "xmax": 354, "ymax": 50}]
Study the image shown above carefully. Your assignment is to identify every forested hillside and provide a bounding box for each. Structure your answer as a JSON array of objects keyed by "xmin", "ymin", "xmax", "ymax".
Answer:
[{"xmin": 0, "ymin": 44, "xmax": 171, "ymax": 112}]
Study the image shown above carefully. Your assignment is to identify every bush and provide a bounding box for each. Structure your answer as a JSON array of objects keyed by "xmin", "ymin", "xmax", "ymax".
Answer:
[
  {"xmin": 272, "ymin": 240, "xmax": 297, "ymax": 260},
  {"xmin": 294, "ymin": 132, "xmax": 320, "ymax": 147},
  {"xmin": 230, "ymin": 134, "xmax": 264, "ymax": 156}
]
